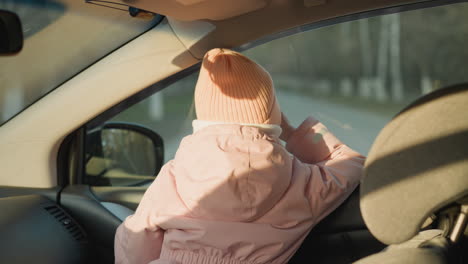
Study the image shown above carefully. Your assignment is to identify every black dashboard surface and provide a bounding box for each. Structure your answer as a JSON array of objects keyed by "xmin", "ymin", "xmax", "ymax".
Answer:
[{"xmin": 0, "ymin": 195, "xmax": 88, "ymax": 264}]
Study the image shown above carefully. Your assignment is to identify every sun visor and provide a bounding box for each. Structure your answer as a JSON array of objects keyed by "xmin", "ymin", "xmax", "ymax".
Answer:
[
  {"xmin": 113, "ymin": 0, "xmax": 268, "ymax": 21},
  {"xmin": 360, "ymin": 84, "xmax": 468, "ymax": 245}
]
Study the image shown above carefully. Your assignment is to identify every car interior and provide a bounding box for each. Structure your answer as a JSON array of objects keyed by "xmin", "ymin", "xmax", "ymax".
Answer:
[
  {"xmin": 1, "ymin": 83, "xmax": 466, "ymax": 264},
  {"xmin": 0, "ymin": 0, "xmax": 467, "ymax": 263}
]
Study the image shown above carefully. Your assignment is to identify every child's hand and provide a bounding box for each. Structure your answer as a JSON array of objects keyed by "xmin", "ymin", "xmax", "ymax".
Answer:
[{"xmin": 280, "ymin": 112, "xmax": 296, "ymax": 142}]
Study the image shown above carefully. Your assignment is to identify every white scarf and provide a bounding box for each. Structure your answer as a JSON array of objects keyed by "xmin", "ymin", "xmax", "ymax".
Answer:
[{"xmin": 192, "ymin": 120, "xmax": 282, "ymax": 138}]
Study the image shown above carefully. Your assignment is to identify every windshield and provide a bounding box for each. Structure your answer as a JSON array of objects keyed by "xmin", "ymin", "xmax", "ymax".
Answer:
[{"xmin": 0, "ymin": 0, "xmax": 157, "ymax": 125}]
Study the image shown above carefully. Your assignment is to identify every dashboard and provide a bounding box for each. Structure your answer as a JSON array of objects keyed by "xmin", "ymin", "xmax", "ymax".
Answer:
[{"xmin": 0, "ymin": 195, "xmax": 88, "ymax": 264}]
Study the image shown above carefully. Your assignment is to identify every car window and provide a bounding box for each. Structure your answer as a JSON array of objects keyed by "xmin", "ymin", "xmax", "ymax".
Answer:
[
  {"xmin": 0, "ymin": 0, "xmax": 158, "ymax": 125},
  {"xmin": 244, "ymin": 3, "xmax": 468, "ymax": 154},
  {"xmin": 84, "ymin": 74, "xmax": 198, "ymax": 186},
  {"xmin": 108, "ymin": 74, "xmax": 198, "ymax": 160},
  {"xmin": 85, "ymin": 3, "xmax": 468, "ymax": 186}
]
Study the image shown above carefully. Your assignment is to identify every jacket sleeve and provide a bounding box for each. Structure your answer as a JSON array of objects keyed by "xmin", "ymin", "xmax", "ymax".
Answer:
[
  {"xmin": 286, "ymin": 116, "xmax": 365, "ymax": 223},
  {"xmin": 114, "ymin": 166, "xmax": 169, "ymax": 264}
]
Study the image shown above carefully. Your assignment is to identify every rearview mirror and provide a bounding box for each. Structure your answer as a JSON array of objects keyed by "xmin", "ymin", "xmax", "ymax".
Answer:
[
  {"xmin": 85, "ymin": 123, "xmax": 164, "ymax": 187},
  {"xmin": 0, "ymin": 10, "xmax": 23, "ymax": 54}
]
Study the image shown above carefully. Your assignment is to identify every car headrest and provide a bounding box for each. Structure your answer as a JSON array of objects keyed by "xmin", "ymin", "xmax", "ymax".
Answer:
[{"xmin": 360, "ymin": 83, "xmax": 468, "ymax": 245}]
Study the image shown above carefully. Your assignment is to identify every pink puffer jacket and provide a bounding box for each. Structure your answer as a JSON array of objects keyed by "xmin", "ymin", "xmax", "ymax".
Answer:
[{"xmin": 115, "ymin": 117, "xmax": 365, "ymax": 264}]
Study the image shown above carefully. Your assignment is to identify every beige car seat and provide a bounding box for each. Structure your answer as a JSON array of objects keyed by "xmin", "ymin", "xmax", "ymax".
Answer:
[{"xmin": 355, "ymin": 83, "xmax": 468, "ymax": 264}]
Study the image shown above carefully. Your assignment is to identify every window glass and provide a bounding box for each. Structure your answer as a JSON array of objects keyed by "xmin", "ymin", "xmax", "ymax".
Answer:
[
  {"xmin": 109, "ymin": 74, "xmax": 198, "ymax": 160},
  {"xmin": 86, "ymin": 3, "xmax": 468, "ymax": 186},
  {"xmin": 0, "ymin": 0, "xmax": 157, "ymax": 125},
  {"xmin": 245, "ymin": 3, "xmax": 468, "ymax": 154}
]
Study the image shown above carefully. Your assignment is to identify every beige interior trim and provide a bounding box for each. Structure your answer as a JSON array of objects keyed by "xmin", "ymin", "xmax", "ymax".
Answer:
[
  {"xmin": 168, "ymin": 17, "xmax": 216, "ymax": 59},
  {"xmin": 0, "ymin": 20, "xmax": 197, "ymax": 188},
  {"xmin": 115, "ymin": 0, "xmax": 268, "ymax": 21}
]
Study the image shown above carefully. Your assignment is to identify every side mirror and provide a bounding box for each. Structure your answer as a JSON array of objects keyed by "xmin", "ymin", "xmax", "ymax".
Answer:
[
  {"xmin": 0, "ymin": 10, "xmax": 23, "ymax": 54},
  {"xmin": 85, "ymin": 123, "xmax": 164, "ymax": 186}
]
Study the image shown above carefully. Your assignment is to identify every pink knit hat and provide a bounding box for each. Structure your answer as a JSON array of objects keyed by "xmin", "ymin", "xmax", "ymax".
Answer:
[{"xmin": 194, "ymin": 48, "xmax": 281, "ymax": 125}]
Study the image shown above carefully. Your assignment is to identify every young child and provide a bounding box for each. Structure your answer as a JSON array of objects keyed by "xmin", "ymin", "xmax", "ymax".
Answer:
[{"xmin": 115, "ymin": 48, "xmax": 365, "ymax": 264}]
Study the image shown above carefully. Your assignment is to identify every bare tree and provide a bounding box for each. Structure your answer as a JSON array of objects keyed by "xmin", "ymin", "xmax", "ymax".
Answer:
[
  {"xmin": 389, "ymin": 13, "xmax": 404, "ymax": 102},
  {"xmin": 359, "ymin": 19, "xmax": 373, "ymax": 77},
  {"xmin": 376, "ymin": 16, "xmax": 390, "ymax": 102}
]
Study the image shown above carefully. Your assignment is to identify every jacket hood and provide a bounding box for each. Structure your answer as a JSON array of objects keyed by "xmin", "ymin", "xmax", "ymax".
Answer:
[{"xmin": 172, "ymin": 124, "xmax": 292, "ymax": 222}]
